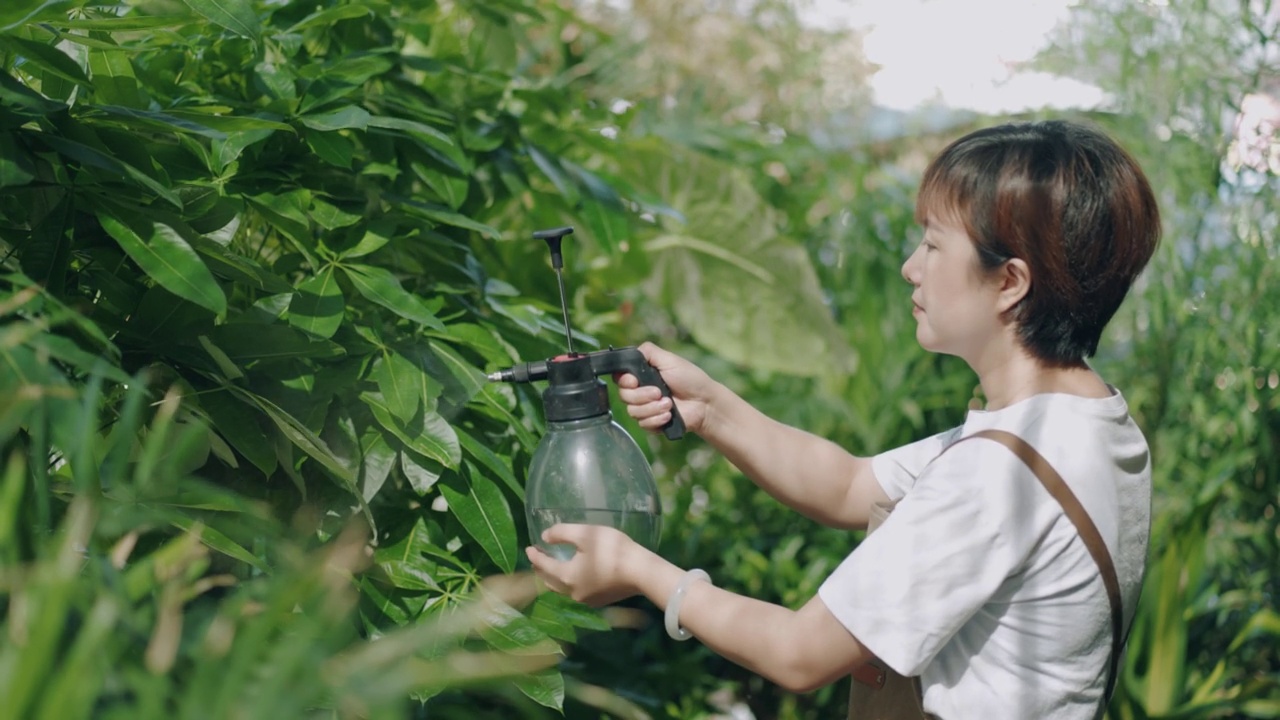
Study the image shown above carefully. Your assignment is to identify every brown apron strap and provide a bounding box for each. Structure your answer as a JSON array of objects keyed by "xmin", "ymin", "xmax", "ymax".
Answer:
[{"xmin": 958, "ymin": 429, "xmax": 1125, "ymax": 709}]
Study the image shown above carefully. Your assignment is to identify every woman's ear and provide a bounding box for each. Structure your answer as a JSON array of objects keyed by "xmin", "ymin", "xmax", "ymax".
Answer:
[{"xmin": 996, "ymin": 258, "xmax": 1031, "ymax": 313}]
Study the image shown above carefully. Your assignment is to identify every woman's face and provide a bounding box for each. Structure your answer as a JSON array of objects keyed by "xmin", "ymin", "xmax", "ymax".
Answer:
[{"xmin": 900, "ymin": 214, "xmax": 1005, "ymax": 362}]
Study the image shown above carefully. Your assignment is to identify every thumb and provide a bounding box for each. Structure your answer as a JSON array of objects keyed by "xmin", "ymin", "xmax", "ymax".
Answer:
[{"xmin": 637, "ymin": 341, "xmax": 679, "ymax": 370}]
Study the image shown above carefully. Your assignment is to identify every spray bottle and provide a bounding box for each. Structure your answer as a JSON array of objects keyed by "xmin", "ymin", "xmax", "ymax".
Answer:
[{"xmin": 487, "ymin": 227, "xmax": 685, "ymax": 560}]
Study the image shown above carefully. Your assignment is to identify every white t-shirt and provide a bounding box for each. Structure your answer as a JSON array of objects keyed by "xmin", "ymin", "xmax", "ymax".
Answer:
[{"xmin": 818, "ymin": 390, "xmax": 1150, "ymax": 720}]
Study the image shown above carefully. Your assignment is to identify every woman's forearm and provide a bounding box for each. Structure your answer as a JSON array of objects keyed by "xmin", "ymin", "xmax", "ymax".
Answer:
[
  {"xmin": 698, "ymin": 382, "xmax": 883, "ymax": 529},
  {"xmin": 628, "ymin": 547, "xmax": 868, "ymax": 693}
]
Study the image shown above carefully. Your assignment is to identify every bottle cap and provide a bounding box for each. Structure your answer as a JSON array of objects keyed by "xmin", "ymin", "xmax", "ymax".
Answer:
[{"xmin": 543, "ymin": 355, "xmax": 610, "ymax": 422}]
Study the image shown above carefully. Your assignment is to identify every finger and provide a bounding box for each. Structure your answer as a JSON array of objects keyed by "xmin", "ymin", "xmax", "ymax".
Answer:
[
  {"xmin": 526, "ymin": 547, "xmax": 568, "ymax": 591},
  {"xmin": 613, "ymin": 371, "xmax": 639, "ymax": 389},
  {"xmin": 626, "ymin": 395, "xmax": 671, "ymax": 418},
  {"xmin": 636, "ymin": 410, "xmax": 673, "ymax": 430},
  {"xmin": 617, "ymin": 382, "xmax": 663, "ymax": 403},
  {"xmin": 540, "ymin": 522, "xmax": 590, "ymax": 547}
]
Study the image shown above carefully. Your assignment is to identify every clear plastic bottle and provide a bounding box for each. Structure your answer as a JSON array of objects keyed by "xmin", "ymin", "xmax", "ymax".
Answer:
[
  {"xmin": 522, "ymin": 356, "xmax": 665, "ymax": 558},
  {"xmin": 526, "ymin": 413, "xmax": 662, "ymax": 560}
]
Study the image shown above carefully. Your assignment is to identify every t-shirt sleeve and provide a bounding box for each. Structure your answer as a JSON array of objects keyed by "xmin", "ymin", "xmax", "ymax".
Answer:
[
  {"xmin": 819, "ymin": 438, "xmax": 1043, "ymax": 676},
  {"xmin": 871, "ymin": 427, "xmax": 959, "ymax": 500}
]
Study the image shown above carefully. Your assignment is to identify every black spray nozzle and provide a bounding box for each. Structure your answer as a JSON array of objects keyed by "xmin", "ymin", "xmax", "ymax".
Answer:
[
  {"xmin": 533, "ymin": 226, "xmax": 574, "ymax": 270},
  {"xmin": 533, "ymin": 225, "xmax": 577, "ymax": 353},
  {"xmin": 487, "ymin": 346, "xmax": 686, "ymax": 441}
]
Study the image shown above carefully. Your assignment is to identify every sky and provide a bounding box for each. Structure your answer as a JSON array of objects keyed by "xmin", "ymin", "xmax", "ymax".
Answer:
[{"xmin": 799, "ymin": 0, "xmax": 1106, "ymax": 114}]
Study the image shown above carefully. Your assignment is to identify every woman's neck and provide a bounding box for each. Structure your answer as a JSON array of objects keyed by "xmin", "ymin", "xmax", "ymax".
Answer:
[{"xmin": 974, "ymin": 348, "xmax": 1110, "ymax": 411}]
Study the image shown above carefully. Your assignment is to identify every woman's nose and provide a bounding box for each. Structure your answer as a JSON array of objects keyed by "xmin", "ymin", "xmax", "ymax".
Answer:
[{"xmin": 901, "ymin": 245, "xmax": 922, "ymax": 285}]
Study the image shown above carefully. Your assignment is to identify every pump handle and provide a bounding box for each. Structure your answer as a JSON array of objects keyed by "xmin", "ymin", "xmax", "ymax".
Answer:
[
  {"xmin": 586, "ymin": 347, "xmax": 686, "ymax": 441},
  {"xmin": 486, "ymin": 346, "xmax": 686, "ymax": 440}
]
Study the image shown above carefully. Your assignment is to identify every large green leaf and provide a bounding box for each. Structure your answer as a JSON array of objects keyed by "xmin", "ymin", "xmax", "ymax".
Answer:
[
  {"xmin": 0, "ymin": 0, "xmax": 70, "ymax": 34},
  {"xmin": 231, "ymin": 388, "xmax": 356, "ymax": 490},
  {"xmin": 98, "ymin": 212, "xmax": 227, "ymax": 314},
  {"xmin": 638, "ymin": 150, "xmax": 855, "ymax": 378},
  {"xmin": 341, "ymin": 264, "xmax": 446, "ymax": 330},
  {"xmin": 439, "ymin": 465, "xmax": 517, "ymax": 573},
  {"xmin": 362, "ymin": 391, "xmax": 461, "ymax": 468},
  {"xmin": 395, "ymin": 196, "xmax": 502, "ymax": 239},
  {"xmin": 288, "ymin": 266, "xmax": 344, "ymax": 339},
  {"xmin": 456, "ymin": 427, "xmax": 522, "ymax": 501},
  {"xmin": 40, "ymin": 135, "xmax": 181, "ymax": 208},
  {"xmin": 372, "ymin": 351, "xmax": 428, "ymax": 423},
  {"xmin": 299, "ymin": 105, "xmax": 370, "ymax": 131},
  {"xmin": 197, "ymin": 388, "xmax": 276, "ymax": 478},
  {"xmin": 0, "ymin": 36, "xmax": 91, "ymax": 88},
  {"xmin": 178, "ymin": 0, "xmax": 260, "ymax": 42},
  {"xmin": 87, "ymin": 48, "xmax": 141, "ymax": 108},
  {"xmin": 373, "ymin": 518, "xmax": 440, "ymax": 592}
]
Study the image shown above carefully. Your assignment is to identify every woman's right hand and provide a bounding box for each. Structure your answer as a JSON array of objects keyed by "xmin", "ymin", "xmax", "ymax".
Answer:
[{"xmin": 614, "ymin": 342, "xmax": 716, "ymax": 436}]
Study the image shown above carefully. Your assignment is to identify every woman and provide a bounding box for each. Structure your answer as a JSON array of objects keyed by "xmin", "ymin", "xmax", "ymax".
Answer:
[{"xmin": 526, "ymin": 120, "xmax": 1161, "ymax": 719}]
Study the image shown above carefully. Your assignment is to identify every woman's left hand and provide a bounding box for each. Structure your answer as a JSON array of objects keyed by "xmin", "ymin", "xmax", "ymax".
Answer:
[{"xmin": 525, "ymin": 524, "xmax": 649, "ymax": 607}]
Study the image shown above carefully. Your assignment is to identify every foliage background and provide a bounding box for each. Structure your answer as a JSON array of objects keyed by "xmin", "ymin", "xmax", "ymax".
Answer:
[{"xmin": 1, "ymin": 0, "xmax": 1276, "ymax": 718}]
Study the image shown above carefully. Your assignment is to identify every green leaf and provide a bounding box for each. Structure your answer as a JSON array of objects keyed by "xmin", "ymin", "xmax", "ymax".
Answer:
[
  {"xmin": 171, "ymin": 111, "xmax": 291, "ymax": 133},
  {"xmin": 41, "ymin": 15, "xmax": 195, "ymax": 31},
  {"xmin": 457, "ymin": 427, "xmax": 522, "ymax": 501},
  {"xmin": 284, "ymin": 3, "xmax": 374, "ymax": 33},
  {"xmin": 579, "ymin": 198, "xmax": 627, "ymax": 255},
  {"xmin": 232, "ymin": 388, "xmax": 356, "ymax": 487},
  {"xmin": 205, "ymin": 324, "xmax": 343, "ymax": 361},
  {"xmin": 303, "ymin": 128, "xmax": 353, "ymax": 168},
  {"xmin": 401, "ymin": 449, "xmax": 442, "ymax": 495},
  {"xmin": 171, "ymin": 516, "xmax": 266, "ymax": 571},
  {"xmin": 373, "ymin": 518, "xmax": 440, "ymax": 591},
  {"xmin": 299, "ymin": 105, "xmax": 370, "ymax": 131},
  {"xmin": 0, "ymin": 71, "xmax": 65, "ymax": 116},
  {"xmin": 360, "ymin": 430, "xmax": 396, "ymax": 502},
  {"xmin": 478, "ymin": 597, "xmax": 555, "ymax": 654},
  {"xmin": 39, "ymin": 135, "xmax": 182, "ymax": 208},
  {"xmin": 94, "ymin": 105, "xmax": 227, "ymax": 139},
  {"xmin": 310, "ymin": 198, "xmax": 361, "ymax": 230},
  {"xmin": 98, "ymin": 212, "xmax": 227, "ymax": 314},
  {"xmin": 0, "ymin": 0, "xmax": 72, "ymax": 35},
  {"xmin": 528, "ymin": 145, "xmax": 579, "ymax": 204},
  {"xmin": 439, "ymin": 466, "xmax": 516, "ymax": 573},
  {"xmin": 367, "ymin": 115, "xmax": 454, "ymax": 146},
  {"xmin": 373, "ymin": 351, "xmax": 425, "ymax": 422},
  {"xmin": 40, "ymin": 334, "xmax": 130, "ymax": 383},
  {"xmin": 0, "ymin": 36, "xmax": 91, "ymax": 87},
  {"xmin": 395, "ymin": 196, "xmax": 502, "ymax": 239},
  {"xmin": 0, "ymin": 131, "xmax": 36, "ymax": 187},
  {"xmin": 189, "ymin": 236, "xmax": 293, "ymax": 293},
  {"xmin": 198, "ymin": 389, "xmax": 276, "ymax": 478},
  {"xmin": 178, "ymin": 0, "xmax": 260, "ymax": 42},
  {"xmin": 413, "ymin": 163, "xmax": 469, "ymax": 209},
  {"xmin": 363, "ymin": 391, "xmax": 461, "ymax": 468},
  {"xmin": 87, "ymin": 48, "xmax": 141, "ymax": 108},
  {"xmin": 340, "ymin": 223, "xmax": 391, "ymax": 259},
  {"xmin": 530, "ymin": 592, "xmax": 610, "ymax": 635},
  {"xmin": 245, "ymin": 189, "xmax": 311, "ymax": 245},
  {"xmin": 513, "ymin": 670, "xmax": 565, "ymax": 710},
  {"xmin": 288, "ymin": 266, "xmax": 344, "ymax": 339},
  {"xmin": 342, "ymin": 264, "xmax": 446, "ymax": 330}
]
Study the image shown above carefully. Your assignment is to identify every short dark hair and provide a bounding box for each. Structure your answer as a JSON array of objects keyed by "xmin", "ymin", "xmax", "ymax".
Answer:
[{"xmin": 915, "ymin": 120, "xmax": 1161, "ymax": 365}]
